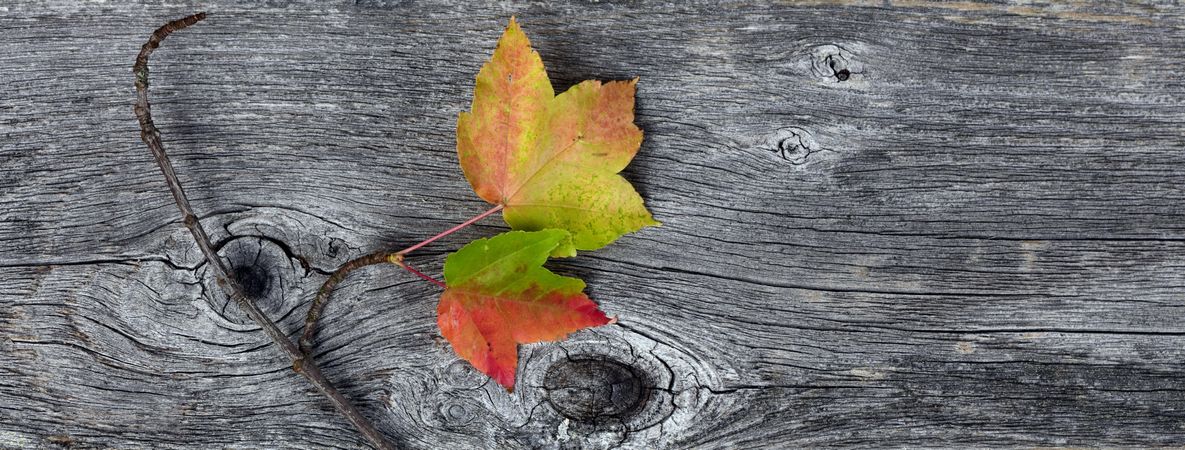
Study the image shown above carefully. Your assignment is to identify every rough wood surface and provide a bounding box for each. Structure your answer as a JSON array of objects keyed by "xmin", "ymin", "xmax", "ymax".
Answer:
[{"xmin": 3, "ymin": 1, "xmax": 1185, "ymax": 448}]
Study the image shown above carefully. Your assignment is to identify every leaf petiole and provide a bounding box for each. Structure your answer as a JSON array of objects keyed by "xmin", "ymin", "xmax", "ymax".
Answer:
[
  {"xmin": 390, "ymin": 255, "xmax": 448, "ymax": 289},
  {"xmin": 396, "ymin": 203, "xmax": 504, "ymax": 256},
  {"xmin": 386, "ymin": 203, "xmax": 505, "ymax": 288},
  {"xmin": 300, "ymin": 203, "xmax": 504, "ymax": 357}
]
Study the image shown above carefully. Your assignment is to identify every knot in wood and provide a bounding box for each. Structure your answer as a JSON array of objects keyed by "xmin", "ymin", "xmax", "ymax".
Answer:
[
  {"xmin": 810, "ymin": 44, "xmax": 863, "ymax": 83},
  {"xmin": 765, "ymin": 127, "xmax": 823, "ymax": 165},
  {"xmin": 543, "ymin": 359, "xmax": 646, "ymax": 421},
  {"xmin": 438, "ymin": 398, "xmax": 479, "ymax": 426},
  {"xmin": 232, "ymin": 263, "xmax": 270, "ymax": 300},
  {"xmin": 202, "ymin": 236, "xmax": 303, "ymax": 325}
]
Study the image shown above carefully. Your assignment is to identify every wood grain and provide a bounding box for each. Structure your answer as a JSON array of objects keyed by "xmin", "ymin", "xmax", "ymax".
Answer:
[{"xmin": 2, "ymin": 1, "xmax": 1184, "ymax": 448}]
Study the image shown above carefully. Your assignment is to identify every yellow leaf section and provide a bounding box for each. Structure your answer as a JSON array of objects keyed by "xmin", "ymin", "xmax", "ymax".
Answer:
[
  {"xmin": 457, "ymin": 17, "xmax": 553, "ymax": 204},
  {"xmin": 457, "ymin": 18, "xmax": 659, "ymax": 251}
]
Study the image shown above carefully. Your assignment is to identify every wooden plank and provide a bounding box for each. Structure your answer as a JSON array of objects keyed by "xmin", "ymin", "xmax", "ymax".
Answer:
[{"xmin": 2, "ymin": 1, "xmax": 1184, "ymax": 448}]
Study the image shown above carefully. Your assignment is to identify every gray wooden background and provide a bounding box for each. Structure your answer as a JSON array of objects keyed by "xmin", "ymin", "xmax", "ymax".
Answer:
[{"xmin": 3, "ymin": 1, "xmax": 1185, "ymax": 448}]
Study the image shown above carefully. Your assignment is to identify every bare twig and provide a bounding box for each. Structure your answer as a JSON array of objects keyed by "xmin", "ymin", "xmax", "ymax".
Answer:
[
  {"xmin": 299, "ymin": 251, "xmax": 449, "ymax": 358},
  {"xmin": 299, "ymin": 250, "xmax": 393, "ymax": 355},
  {"xmin": 299, "ymin": 250, "xmax": 450, "ymax": 358},
  {"xmin": 299, "ymin": 204, "xmax": 502, "ymax": 359},
  {"xmin": 133, "ymin": 13, "xmax": 396, "ymax": 450}
]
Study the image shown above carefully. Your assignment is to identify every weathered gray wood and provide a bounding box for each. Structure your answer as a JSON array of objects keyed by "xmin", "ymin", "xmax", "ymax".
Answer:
[{"xmin": 3, "ymin": 1, "xmax": 1185, "ymax": 448}]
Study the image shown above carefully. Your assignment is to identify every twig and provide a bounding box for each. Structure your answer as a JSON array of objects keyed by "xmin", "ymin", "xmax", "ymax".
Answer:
[
  {"xmin": 298, "ymin": 252, "xmax": 450, "ymax": 356},
  {"xmin": 299, "ymin": 204, "xmax": 502, "ymax": 359},
  {"xmin": 298, "ymin": 251, "xmax": 447, "ymax": 358},
  {"xmin": 299, "ymin": 250, "xmax": 392, "ymax": 355},
  {"xmin": 133, "ymin": 13, "xmax": 397, "ymax": 450}
]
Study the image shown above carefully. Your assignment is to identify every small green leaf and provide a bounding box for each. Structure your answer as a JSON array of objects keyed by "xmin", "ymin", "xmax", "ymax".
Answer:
[{"xmin": 438, "ymin": 229, "xmax": 610, "ymax": 390}]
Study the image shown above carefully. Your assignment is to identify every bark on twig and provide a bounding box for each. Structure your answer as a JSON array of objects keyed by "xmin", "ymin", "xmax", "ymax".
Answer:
[
  {"xmin": 133, "ymin": 13, "xmax": 397, "ymax": 450},
  {"xmin": 300, "ymin": 250, "xmax": 393, "ymax": 355},
  {"xmin": 299, "ymin": 204, "xmax": 502, "ymax": 357}
]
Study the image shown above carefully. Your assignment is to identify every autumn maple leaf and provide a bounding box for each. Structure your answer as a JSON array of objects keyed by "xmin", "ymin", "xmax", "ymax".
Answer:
[
  {"xmin": 438, "ymin": 229, "xmax": 610, "ymax": 390},
  {"xmin": 456, "ymin": 18, "xmax": 659, "ymax": 251},
  {"xmin": 437, "ymin": 18, "xmax": 655, "ymax": 391}
]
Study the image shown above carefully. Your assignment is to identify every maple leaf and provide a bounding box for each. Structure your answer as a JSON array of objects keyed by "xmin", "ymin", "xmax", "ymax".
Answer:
[
  {"xmin": 438, "ymin": 229, "xmax": 610, "ymax": 390},
  {"xmin": 457, "ymin": 18, "xmax": 660, "ymax": 251}
]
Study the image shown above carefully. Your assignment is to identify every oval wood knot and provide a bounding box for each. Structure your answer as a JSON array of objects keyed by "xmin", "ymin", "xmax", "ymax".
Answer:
[
  {"xmin": 542, "ymin": 358, "xmax": 647, "ymax": 421},
  {"xmin": 765, "ymin": 127, "xmax": 825, "ymax": 165},
  {"xmin": 200, "ymin": 236, "xmax": 305, "ymax": 326},
  {"xmin": 810, "ymin": 44, "xmax": 863, "ymax": 83},
  {"xmin": 232, "ymin": 263, "xmax": 271, "ymax": 300}
]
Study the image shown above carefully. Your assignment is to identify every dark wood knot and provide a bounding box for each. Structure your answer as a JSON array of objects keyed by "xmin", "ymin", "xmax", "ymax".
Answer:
[
  {"xmin": 765, "ymin": 127, "xmax": 825, "ymax": 165},
  {"xmin": 231, "ymin": 263, "xmax": 271, "ymax": 300},
  {"xmin": 810, "ymin": 44, "xmax": 863, "ymax": 83},
  {"xmin": 542, "ymin": 358, "xmax": 648, "ymax": 422},
  {"xmin": 203, "ymin": 236, "xmax": 301, "ymax": 325}
]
